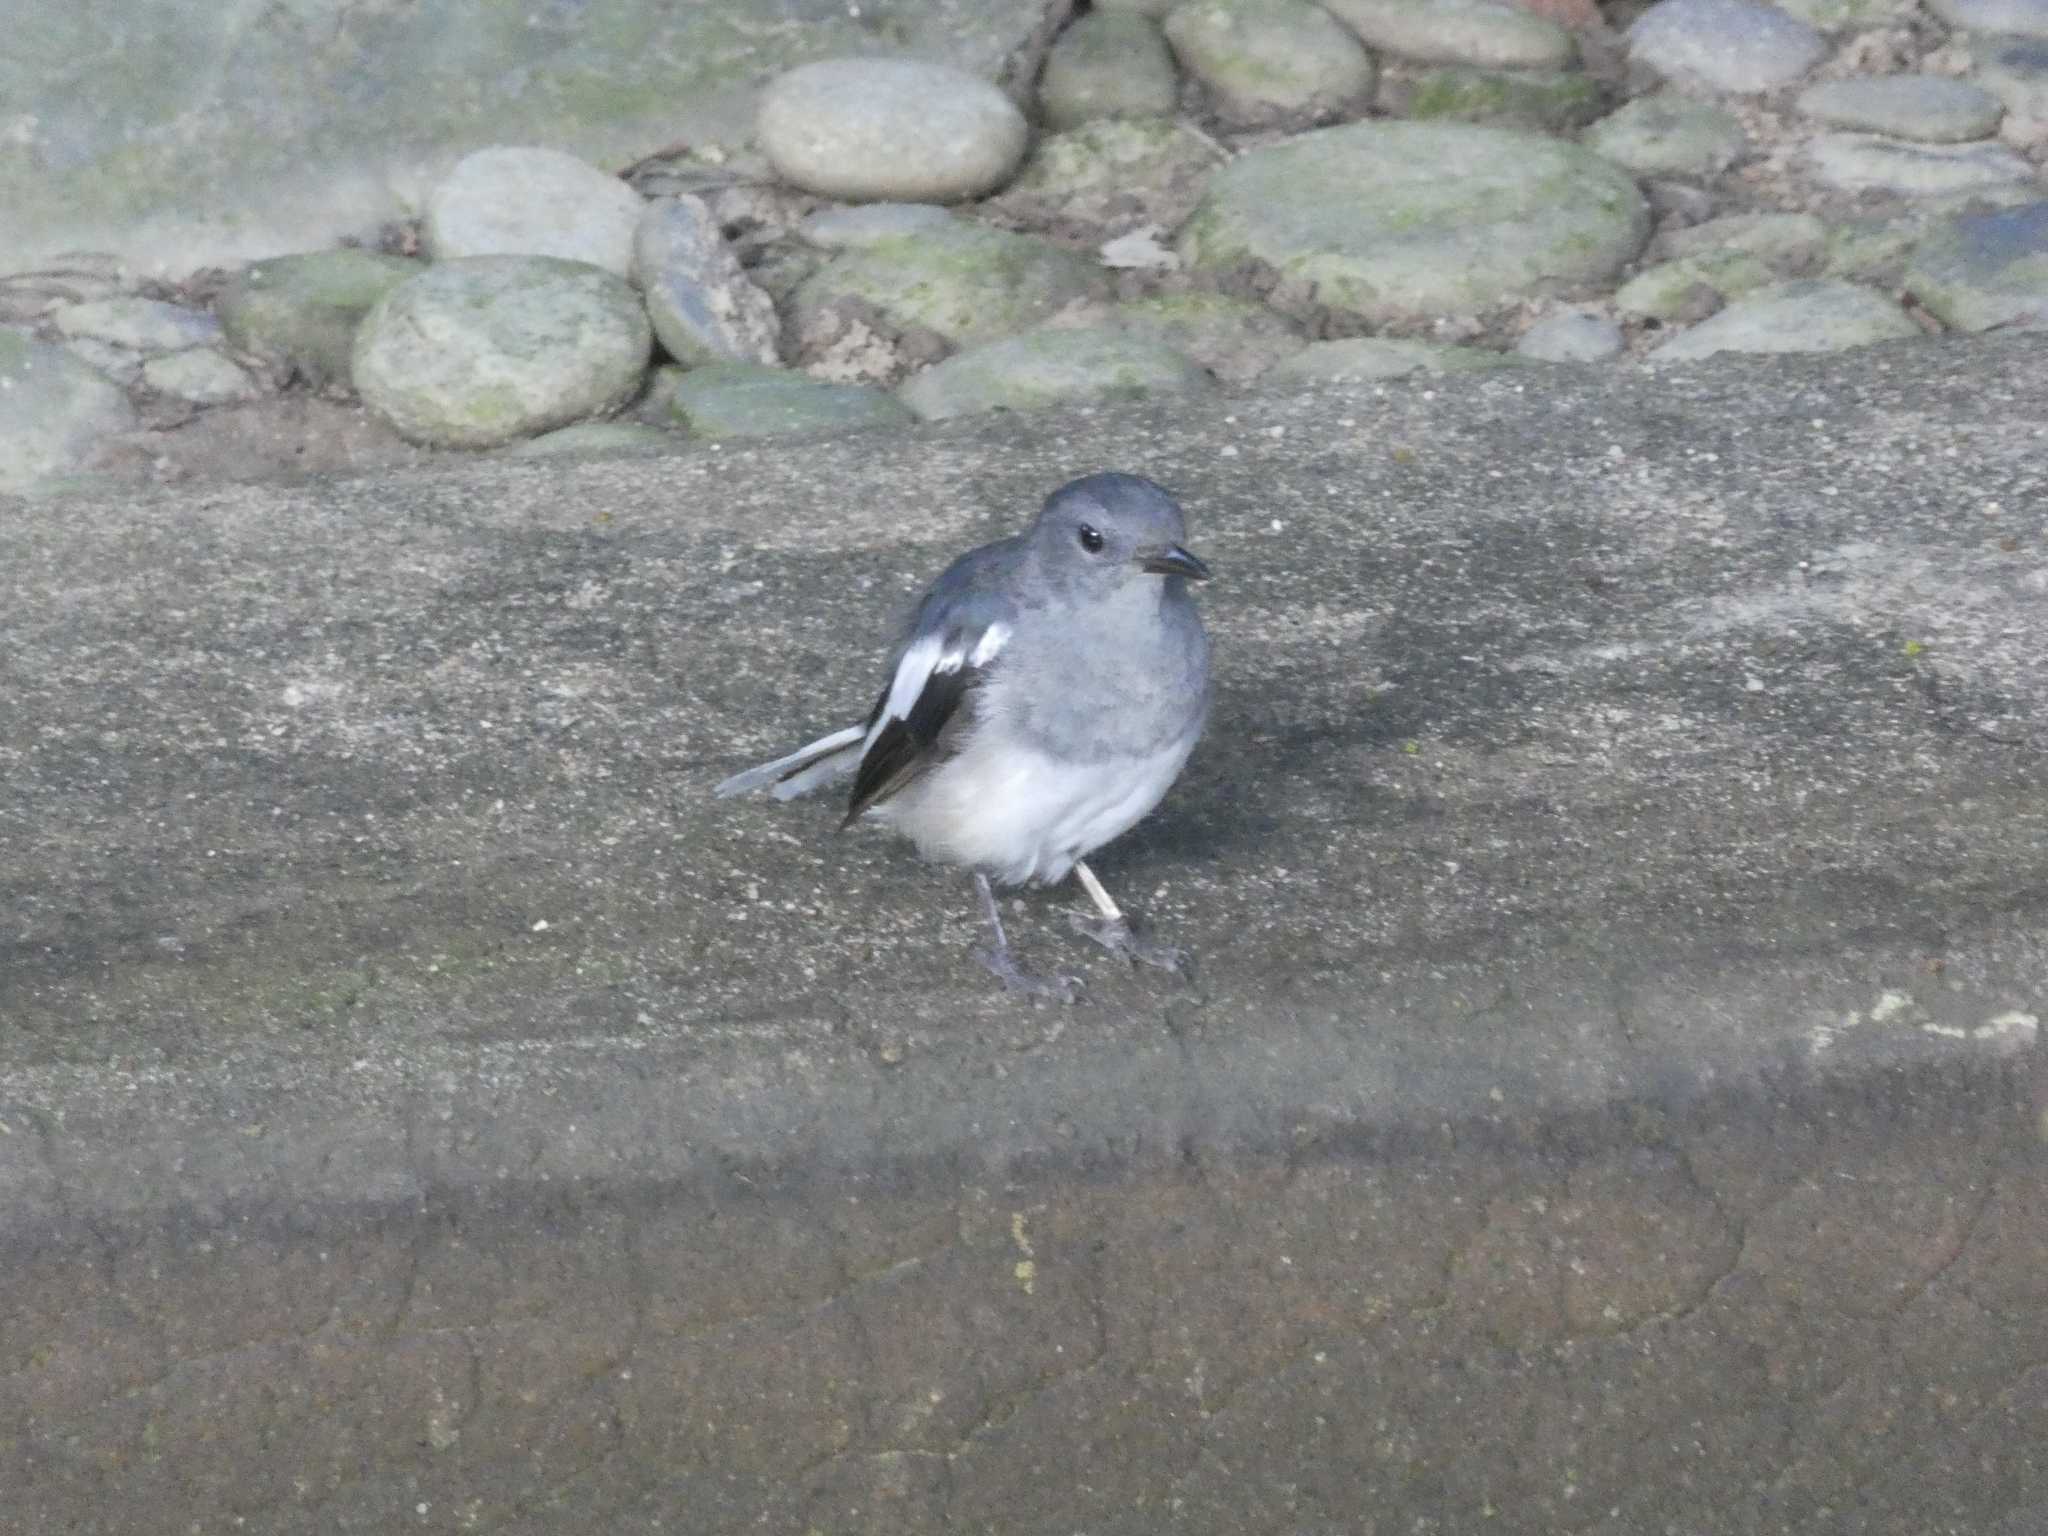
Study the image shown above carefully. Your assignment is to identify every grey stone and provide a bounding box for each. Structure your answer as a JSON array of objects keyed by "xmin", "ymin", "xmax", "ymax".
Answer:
[
  {"xmin": 1584, "ymin": 91, "xmax": 1748, "ymax": 178},
  {"xmin": 633, "ymin": 197, "xmax": 781, "ymax": 368},
  {"xmin": 1321, "ymin": 0, "xmax": 1576, "ymax": 69},
  {"xmin": 1162, "ymin": 0, "xmax": 1376, "ymax": 128},
  {"xmin": 1071, "ymin": 293, "xmax": 1307, "ymax": 381},
  {"xmin": 650, "ymin": 362, "xmax": 913, "ymax": 437},
  {"xmin": 757, "ymin": 58, "xmax": 1030, "ymax": 203},
  {"xmin": 424, "ymin": 146, "xmax": 647, "ymax": 276},
  {"xmin": 504, "ymin": 421, "xmax": 677, "ymax": 458},
  {"xmin": 352, "ymin": 257, "xmax": 653, "ymax": 449},
  {"xmin": 216, "ymin": 250, "xmax": 423, "ymax": 390},
  {"xmin": 1096, "ymin": 0, "xmax": 1180, "ymax": 14},
  {"xmin": 51, "ymin": 296, "xmax": 220, "ymax": 353},
  {"xmin": 60, "ymin": 336, "xmax": 143, "ymax": 386},
  {"xmin": 986, "ymin": 119, "xmax": 1225, "ymax": 236},
  {"xmin": 1039, "ymin": 13, "xmax": 1182, "ymax": 129},
  {"xmin": 1178, "ymin": 121, "xmax": 1649, "ymax": 327},
  {"xmin": 798, "ymin": 204, "xmax": 959, "ymax": 251},
  {"xmin": 1796, "ymin": 76, "xmax": 2003, "ymax": 144},
  {"xmin": 1824, "ymin": 187, "xmax": 2042, "ymax": 279},
  {"xmin": 1905, "ymin": 199, "xmax": 2048, "ymax": 331},
  {"xmin": 1929, "ymin": 0, "xmax": 2048, "ymax": 37},
  {"xmin": 1651, "ymin": 278, "xmax": 1917, "ymax": 359},
  {"xmin": 0, "ymin": 1, "xmax": 1053, "ymax": 277},
  {"xmin": 1628, "ymin": 0, "xmax": 1826, "ymax": 93},
  {"xmin": 1805, "ymin": 133, "xmax": 2037, "ymax": 196},
  {"xmin": 791, "ymin": 223, "xmax": 1110, "ymax": 352},
  {"xmin": 1379, "ymin": 65, "xmax": 1609, "ymax": 130},
  {"xmin": 1771, "ymin": 0, "xmax": 1913, "ymax": 25},
  {"xmin": 141, "ymin": 348, "xmax": 263, "ymax": 405},
  {"xmin": 1516, "ymin": 309, "xmax": 1625, "ymax": 360},
  {"xmin": 1268, "ymin": 336, "xmax": 1528, "ymax": 379},
  {"xmin": 897, "ymin": 327, "xmax": 1211, "ymax": 419},
  {"xmin": 0, "ymin": 330, "xmax": 137, "ymax": 492},
  {"xmin": 1615, "ymin": 252, "xmax": 1777, "ymax": 318},
  {"xmin": 1660, "ymin": 210, "xmax": 1830, "ymax": 269},
  {"xmin": 1972, "ymin": 36, "xmax": 2048, "ymax": 124}
]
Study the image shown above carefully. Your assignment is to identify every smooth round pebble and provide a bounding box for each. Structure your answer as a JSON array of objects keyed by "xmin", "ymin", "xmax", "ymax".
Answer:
[
  {"xmin": 217, "ymin": 250, "xmax": 423, "ymax": 388},
  {"xmin": 1163, "ymin": 0, "xmax": 1377, "ymax": 128},
  {"xmin": 757, "ymin": 58, "xmax": 1029, "ymax": 203},
  {"xmin": 1972, "ymin": 37, "xmax": 2048, "ymax": 123},
  {"xmin": 1796, "ymin": 76, "xmax": 2003, "ymax": 144},
  {"xmin": 1805, "ymin": 134, "xmax": 2036, "ymax": 196},
  {"xmin": 799, "ymin": 204, "xmax": 957, "ymax": 251},
  {"xmin": 633, "ymin": 196, "xmax": 780, "ymax": 368},
  {"xmin": 988, "ymin": 119, "xmax": 1225, "ymax": 234},
  {"xmin": 141, "ymin": 349, "xmax": 261, "ymax": 404},
  {"xmin": 1660, "ymin": 211, "xmax": 1828, "ymax": 269},
  {"xmin": 1380, "ymin": 67, "xmax": 1607, "ymax": 131},
  {"xmin": 1928, "ymin": 0, "xmax": 2048, "ymax": 37},
  {"xmin": 61, "ymin": 337, "xmax": 143, "ymax": 386},
  {"xmin": 1904, "ymin": 200, "xmax": 2048, "ymax": 332},
  {"xmin": 1179, "ymin": 121, "xmax": 1649, "ymax": 327},
  {"xmin": 1627, "ymin": 0, "xmax": 1824, "ymax": 94},
  {"xmin": 1039, "ymin": 13, "xmax": 1181, "ymax": 129},
  {"xmin": 353, "ymin": 257, "xmax": 653, "ymax": 449},
  {"xmin": 1652, "ymin": 279, "xmax": 1917, "ymax": 360},
  {"xmin": 1516, "ymin": 309, "xmax": 1625, "ymax": 361},
  {"xmin": 1079, "ymin": 293, "xmax": 1307, "ymax": 381},
  {"xmin": 792, "ymin": 222, "xmax": 1110, "ymax": 351},
  {"xmin": 1615, "ymin": 252, "xmax": 1774, "ymax": 319},
  {"xmin": 1584, "ymin": 92, "xmax": 1747, "ymax": 178},
  {"xmin": 51, "ymin": 297, "xmax": 219, "ymax": 352},
  {"xmin": 425, "ymin": 146, "xmax": 646, "ymax": 276},
  {"xmin": 1268, "ymin": 337, "xmax": 1526, "ymax": 380},
  {"xmin": 652, "ymin": 362, "xmax": 913, "ymax": 438},
  {"xmin": 1321, "ymin": 0, "xmax": 1575, "ymax": 70},
  {"xmin": 0, "ymin": 332, "xmax": 137, "ymax": 492},
  {"xmin": 898, "ymin": 328, "xmax": 1211, "ymax": 420}
]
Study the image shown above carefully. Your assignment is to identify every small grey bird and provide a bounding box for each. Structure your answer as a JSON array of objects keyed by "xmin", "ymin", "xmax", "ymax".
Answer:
[{"xmin": 715, "ymin": 472, "xmax": 1212, "ymax": 998}]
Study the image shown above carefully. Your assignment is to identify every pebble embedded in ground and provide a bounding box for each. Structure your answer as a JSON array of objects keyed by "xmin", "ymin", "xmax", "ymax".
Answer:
[
  {"xmin": 1627, "ymin": 0, "xmax": 1827, "ymax": 94},
  {"xmin": 1904, "ymin": 200, "xmax": 2048, "ymax": 331},
  {"xmin": 897, "ymin": 328, "xmax": 1212, "ymax": 419},
  {"xmin": 1180, "ymin": 120, "xmax": 1648, "ymax": 327},
  {"xmin": 1162, "ymin": 0, "xmax": 1378, "ymax": 128},
  {"xmin": 1651, "ymin": 278, "xmax": 1920, "ymax": 359},
  {"xmin": 756, "ymin": 58, "xmax": 1030, "ymax": 203},
  {"xmin": 1039, "ymin": 12, "xmax": 1182, "ymax": 129},
  {"xmin": 632, "ymin": 196, "xmax": 781, "ymax": 368},
  {"xmin": 424, "ymin": 146, "xmax": 647, "ymax": 276},
  {"xmin": 1795, "ymin": 76, "xmax": 2005, "ymax": 144},
  {"xmin": 352, "ymin": 256, "xmax": 653, "ymax": 449}
]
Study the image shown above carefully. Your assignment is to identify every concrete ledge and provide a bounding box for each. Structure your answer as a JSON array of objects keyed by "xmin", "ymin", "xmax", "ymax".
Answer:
[{"xmin": 4, "ymin": 338, "xmax": 2047, "ymax": 1532}]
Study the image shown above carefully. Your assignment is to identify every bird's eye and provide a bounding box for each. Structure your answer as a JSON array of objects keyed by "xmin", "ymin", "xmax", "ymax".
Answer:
[{"xmin": 1077, "ymin": 524, "xmax": 1104, "ymax": 554}]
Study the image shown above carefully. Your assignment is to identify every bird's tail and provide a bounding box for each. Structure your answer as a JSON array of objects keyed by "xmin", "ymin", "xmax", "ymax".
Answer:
[{"xmin": 713, "ymin": 725, "xmax": 865, "ymax": 800}]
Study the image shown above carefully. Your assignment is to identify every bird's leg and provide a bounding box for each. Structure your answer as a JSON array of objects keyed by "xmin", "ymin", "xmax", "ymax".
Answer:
[
  {"xmin": 1068, "ymin": 861, "xmax": 1187, "ymax": 973},
  {"xmin": 973, "ymin": 872, "xmax": 1083, "ymax": 1002}
]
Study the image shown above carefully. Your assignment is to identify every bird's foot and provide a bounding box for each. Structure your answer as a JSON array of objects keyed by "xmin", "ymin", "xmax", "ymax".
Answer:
[
  {"xmin": 1070, "ymin": 913, "xmax": 1187, "ymax": 974},
  {"xmin": 975, "ymin": 943, "xmax": 1085, "ymax": 1004}
]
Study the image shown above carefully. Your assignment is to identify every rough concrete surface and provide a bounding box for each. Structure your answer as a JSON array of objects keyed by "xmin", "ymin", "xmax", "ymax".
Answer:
[{"xmin": 3, "ymin": 338, "xmax": 2048, "ymax": 1533}]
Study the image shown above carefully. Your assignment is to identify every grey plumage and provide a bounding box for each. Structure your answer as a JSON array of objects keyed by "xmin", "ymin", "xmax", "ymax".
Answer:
[{"xmin": 715, "ymin": 471, "xmax": 1213, "ymax": 997}]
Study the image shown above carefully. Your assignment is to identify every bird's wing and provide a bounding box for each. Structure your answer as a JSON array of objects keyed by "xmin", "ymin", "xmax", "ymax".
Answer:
[{"xmin": 844, "ymin": 589, "xmax": 1014, "ymax": 826}]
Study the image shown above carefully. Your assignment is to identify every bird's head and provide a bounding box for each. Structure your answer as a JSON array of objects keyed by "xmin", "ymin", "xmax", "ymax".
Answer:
[{"xmin": 1031, "ymin": 472, "xmax": 1211, "ymax": 596}]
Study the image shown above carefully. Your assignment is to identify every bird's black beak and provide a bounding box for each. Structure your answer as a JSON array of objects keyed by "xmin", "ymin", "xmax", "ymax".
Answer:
[{"xmin": 1138, "ymin": 543, "xmax": 1212, "ymax": 581}]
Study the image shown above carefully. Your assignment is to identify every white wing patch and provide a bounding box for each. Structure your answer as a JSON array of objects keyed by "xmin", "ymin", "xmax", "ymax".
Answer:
[{"xmin": 866, "ymin": 622, "xmax": 1012, "ymax": 750}]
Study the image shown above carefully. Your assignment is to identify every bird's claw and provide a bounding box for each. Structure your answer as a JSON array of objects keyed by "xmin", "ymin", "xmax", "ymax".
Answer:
[
  {"xmin": 976, "ymin": 945, "xmax": 1085, "ymax": 1004},
  {"xmin": 1070, "ymin": 913, "xmax": 1187, "ymax": 974}
]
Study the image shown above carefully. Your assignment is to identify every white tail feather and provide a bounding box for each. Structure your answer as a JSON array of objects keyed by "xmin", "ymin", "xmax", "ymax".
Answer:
[{"xmin": 714, "ymin": 725, "xmax": 864, "ymax": 799}]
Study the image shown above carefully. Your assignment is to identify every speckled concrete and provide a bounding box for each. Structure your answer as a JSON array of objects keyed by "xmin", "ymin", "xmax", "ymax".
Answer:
[{"xmin": 3, "ymin": 336, "xmax": 2047, "ymax": 1533}]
